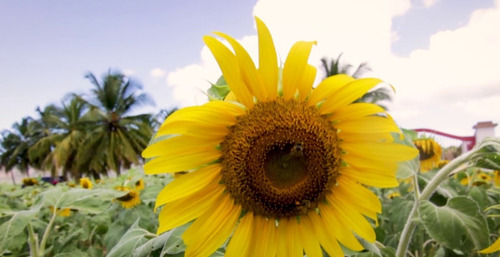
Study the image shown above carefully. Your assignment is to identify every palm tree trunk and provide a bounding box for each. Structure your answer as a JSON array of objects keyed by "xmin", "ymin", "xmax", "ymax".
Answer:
[{"xmin": 10, "ymin": 171, "xmax": 16, "ymax": 185}]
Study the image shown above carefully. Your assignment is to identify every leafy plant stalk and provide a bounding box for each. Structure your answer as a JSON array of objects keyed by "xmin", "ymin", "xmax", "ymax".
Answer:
[
  {"xmin": 27, "ymin": 222, "xmax": 39, "ymax": 257},
  {"xmin": 395, "ymin": 150, "xmax": 473, "ymax": 257},
  {"xmin": 38, "ymin": 210, "xmax": 58, "ymax": 256}
]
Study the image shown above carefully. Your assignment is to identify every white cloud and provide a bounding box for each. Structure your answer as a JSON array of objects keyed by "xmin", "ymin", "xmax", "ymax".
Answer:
[
  {"xmin": 391, "ymin": 0, "xmax": 412, "ymax": 16},
  {"xmin": 150, "ymin": 68, "xmax": 166, "ymax": 78},
  {"xmin": 123, "ymin": 69, "xmax": 135, "ymax": 76},
  {"xmin": 166, "ymin": 0, "xmax": 500, "ymax": 136},
  {"xmin": 422, "ymin": 0, "xmax": 437, "ymax": 8}
]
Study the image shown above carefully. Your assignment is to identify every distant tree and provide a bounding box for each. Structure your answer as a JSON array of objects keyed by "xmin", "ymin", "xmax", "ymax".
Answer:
[
  {"xmin": 75, "ymin": 71, "xmax": 155, "ymax": 178},
  {"xmin": 28, "ymin": 105, "xmax": 60, "ymax": 175},
  {"xmin": 50, "ymin": 96, "xmax": 89, "ymax": 179},
  {"xmin": 27, "ymin": 97, "xmax": 90, "ymax": 179},
  {"xmin": 0, "ymin": 118, "xmax": 36, "ymax": 180},
  {"xmin": 152, "ymin": 108, "xmax": 178, "ymax": 129},
  {"xmin": 320, "ymin": 54, "xmax": 392, "ymax": 109}
]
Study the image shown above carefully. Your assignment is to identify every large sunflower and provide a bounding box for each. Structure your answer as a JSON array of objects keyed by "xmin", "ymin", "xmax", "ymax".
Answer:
[{"xmin": 143, "ymin": 17, "xmax": 418, "ymax": 257}]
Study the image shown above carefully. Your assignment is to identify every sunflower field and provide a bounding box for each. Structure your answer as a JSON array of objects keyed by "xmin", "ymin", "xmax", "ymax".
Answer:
[
  {"xmin": 1, "ymin": 136, "xmax": 500, "ymax": 257},
  {"xmin": 2, "ymin": 17, "xmax": 500, "ymax": 257}
]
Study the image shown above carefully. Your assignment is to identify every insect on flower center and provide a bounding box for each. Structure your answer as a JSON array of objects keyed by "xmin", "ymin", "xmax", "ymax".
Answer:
[{"xmin": 220, "ymin": 98, "xmax": 341, "ymax": 218}]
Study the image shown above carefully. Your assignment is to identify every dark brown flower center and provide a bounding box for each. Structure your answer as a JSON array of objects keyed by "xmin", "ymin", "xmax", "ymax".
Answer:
[
  {"xmin": 220, "ymin": 98, "xmax": 341, "ymax": 218},
  {"xmin": 117, "ymin": 191, "xmax": 136, "ymax": 202}
]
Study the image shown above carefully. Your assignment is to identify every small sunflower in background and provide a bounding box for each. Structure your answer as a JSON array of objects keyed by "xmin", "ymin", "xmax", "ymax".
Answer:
[
  {"xmin": 143, "ymin": 17, "xmax": 418, "ymax": 257},
  {"xmin": 115, "ymin": 186, "xmax": 141, "ymax": 209},
  {"xmin": 134, "ymin": 178, "xmax": 145, "ymax": 191},
  {"xmin": 79, "ymin": 177, "xmax": 93, "ymax": 189},
  {"xmin": 494, "ymin": 170, "xmax": 500, "ymax": 187},
  {"xmin": 49, "ymin": 206, "xmax": 72, "ymax": 217},
  {"xmin": 413, "ymin": 138, "xmax": 442, "ymax": 172},
  {"xmin": 387, "ymin": 192, "xmax": 401, "ymax": 199},
  {"xmin": 459, "ymin": 169, "xmax": 493, "ymax": 186},
  {"xmin": 22, "ymin": 178, "xmax": 38, "ymax": 187}
]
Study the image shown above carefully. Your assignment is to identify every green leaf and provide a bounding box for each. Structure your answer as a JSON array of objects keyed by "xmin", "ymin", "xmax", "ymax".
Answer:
[
  {"xmin": 418, "ymin": 196, "xmax": 490, "ymax": 253},
  {"xmin": 468, "ymin": 186, "xmax": 490, "ymax": 211},
  {"xmin": 162, "ymin": 223, "xmax": 189, "ymax": 255},
  {"xmin": 107, "ymin": 219, "xmax": 156, "ymax": 257},
  {"xmin": 470, "ymin": 137, "xmax": 500, "ymax": 170},
  {"xmin": 41, "ymin": 187, "xmax": 126, "ymax": 214},
  {"xmin": 207, "ymin": 76, "xmax": 230, "ymax": 101},
  {"xmin": 0, "ymin": 208, "xmax": 39, "ymax": 253},
  {"xmin": 53, "ymin": 250, "xmax": 89, "ymax": 257},
  {"xmin": 133, "ymin": 230, "xmax": 173, "ymax": 257},
  {"xmin": 474, "ymin": 153, "xmax": 500, "ymax": 170}
]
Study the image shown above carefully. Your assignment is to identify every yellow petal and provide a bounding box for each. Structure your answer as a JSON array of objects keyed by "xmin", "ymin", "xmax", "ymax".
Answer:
[
  {"xmin": 339, "ymin": 131, "xmax": 394, "ymax": 143},
  {"xmin": 285, "ymin": 218, "xmax": 303, "ymax": 257},
  {"xmin": 307, "ymin": 211, "xmax": 344, "ymax": 257},
  {"xmin": 341, "ymin": 167, "xmax": 399, "ymax": 188},
  {"xmin": 342, "ymin": 153, "xmax": 398, "ymax": 173},
  {"xmin": 308, "ymin": 74, "xmax": 355, "ymax": 106},
  {"xmin": 253, "ymin": 216, "xmax": 277, "ymax": 257},
  {"xmin": 333, "ymin": 176, "xmax": 382, "ymax": 220},
  {"xmin": 214, "ymin": 32, "xmax": 267, "ymax": 101},
  {"xmin": 316, "ymin": 202, "xmax": 364, "ymax": 251},
  {"xmin": 297, "ymin": 64, "xmax": 317, "ymax": 101},
  {"xmin": 203, "ymin": 36, "xmax": 254, "ymax": 107},
  {"xmin": 255, "ymin": 17, "xmax": 278, "ymax": 100},
  {"xmin": 144, "ymin": 149, "xmax": 220, "ymax": 174},
  {"xmin": 156, "ymin": 183, "xmax": 224, "ymax": 233},
  {"xmin": 336, "ymin": 116, "xmax": 401, "ymax": 136},
  {"xmin": 224, "ymin": 91, "xmax": 238, "ymax": 102},
  {"xmin": 323, "ymin": 199, "xmax": 376, "ymax": 242},
  {"xmin": 320, "ymin": 78, "xmax": 383, "ymax": 114},
  {"xmin": 342, "ymin": 142, "xmax": 418, "ymax": 161},
  {"xmin": 328, "ymin": 103, "xmax": 385, "ymax": 122},
  {"xmin": 157, "ymin": 120, "xmax": 230, "ymax": 139},
  {"xmin": 298, "ymin": 216, "xmax": 323, "ymax": 257},
  {"xmin": 282, "ymin": 41, "xmax": 316, "ymax": 100},
  {"xmin": 155, "ymin": 164, "xmax": 221, "ymax": 204},
  {"xmin": 226, "ymin": 213, "xmax": 254, "ymax": 257},
  {"xmin": 156, "ymin": 101, "xmax": 243, "ymax": 138},
  {"xmin": 276, "ymin": 218, "xmax": 287, "ymax": 257},
  {"xmin": 160, "ymin": 101, "xmax": 243, "ymax": 128},
  {"xmin": 183, "ymin": 194, "xmax": 241, "ymax": 257},
  {"xmin": 142, "ymin": 135, "xmax": 221, "ymax": 158},
  {"xmin": 480, "ymin": 236, "xmax": 500, "ymax": 254}
]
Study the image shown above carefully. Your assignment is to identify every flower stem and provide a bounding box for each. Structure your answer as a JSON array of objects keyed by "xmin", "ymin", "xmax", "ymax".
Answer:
[
  {"xmin": 395, "ymin": 151, "xmax": 472, "ymax": 257},
  {"xmin": 27, "ymin": 222, "xmax": 39, "ymax": 257},
  {"xmin": 39, "ymin": 210, "xmax": 58, "ymax": 256}
]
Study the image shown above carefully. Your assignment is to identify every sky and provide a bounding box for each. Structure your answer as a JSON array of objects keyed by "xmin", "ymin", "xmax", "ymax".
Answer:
[{"xmin": 1, "ymin": 0, "xmax": 499, "ymax": 140}]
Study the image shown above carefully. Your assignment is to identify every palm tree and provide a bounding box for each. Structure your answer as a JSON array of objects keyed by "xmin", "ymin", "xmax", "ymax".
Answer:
[
  {"xmin": 320, "ymin": 54, "xmax": 392, "ymax": 109},
  {"xmin": 0, "ymin": 118, "xmax": 35, "ymax": 180},
  {"xmin": 28, "ymin": 105, "xmax": 60, "ymax": 175},
  {"xmin": 51, "ymin": 96, "xmax": 89, "ymax": 179},
  {"xmin": 75, "ymin": 70, "xmax": 154, "ymax": 178},
  {"xmin": 27, "ymin": 97, "xmax": 89, "ymax": 179}
]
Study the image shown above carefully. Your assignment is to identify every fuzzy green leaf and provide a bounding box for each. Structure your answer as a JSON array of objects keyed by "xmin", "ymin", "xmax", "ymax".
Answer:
[
  {"xmin": 133, "ymin": 229, "xmax": 173, "ymax": 257},
  {"xmin": 53, "ymin": 250, "xmax": 88, "ymax": 257},
  {"xmin": 41, "ymin": 187, "xmax": 126, "ymax": 214},
  {"xmin": 107, "ymin": 219, "xmax": 156, "ymax": 257},
  {"xmin": 419, "ymin": 196, "xmax": 489, "ymax": 253},
  {"xmin": 0, "ymin": 208, "xmax": 39, "ymax": 253}
]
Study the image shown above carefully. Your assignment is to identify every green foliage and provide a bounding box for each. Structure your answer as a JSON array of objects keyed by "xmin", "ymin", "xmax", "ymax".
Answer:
[
  {"xmin": 0, "ymin": 168, "xmax": 168, "ymax": 257},
  {"xmin": 207, "ymin": 76, "xmax": 230, "ymax": 101},
  {"xmin": 419, "ymin": 197, "xmax": 490, "ymax": 253},
  {"xmin": 2, "ymin": 124, "xmax": 500, "ymax": 257}
]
